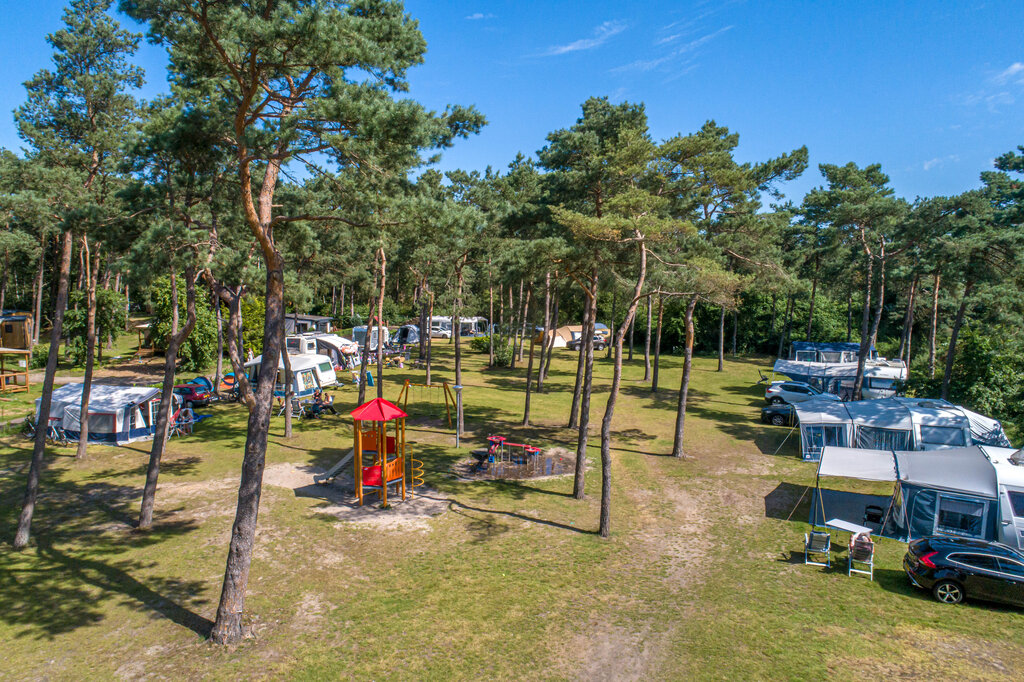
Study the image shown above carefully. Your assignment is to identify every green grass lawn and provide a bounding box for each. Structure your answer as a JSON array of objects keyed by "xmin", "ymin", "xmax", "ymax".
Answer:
[{"xmin": 1, "ymin": 341, "xmax": 1022, "ymax": 680}]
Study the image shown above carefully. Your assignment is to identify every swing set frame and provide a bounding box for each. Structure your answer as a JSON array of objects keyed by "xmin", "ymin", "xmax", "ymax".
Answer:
[{"xmin": 395, "ymin": 379, "xmax": 456, "ymax": 428}]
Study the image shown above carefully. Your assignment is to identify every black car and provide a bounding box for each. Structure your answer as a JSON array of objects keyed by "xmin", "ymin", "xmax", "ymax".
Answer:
[
  {"xmin": 760, "ymin": 403, "xmax": 796, "ymax": 427},
  {"xmin": 903, "ymin": 536, "xmax": 1024, "ymax": 607}
]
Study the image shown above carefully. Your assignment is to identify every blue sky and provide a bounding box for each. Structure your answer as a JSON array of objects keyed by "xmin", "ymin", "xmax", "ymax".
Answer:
[{"xmin": 2, "ymin": 1, "xmax": 1022, "ymax": 204}]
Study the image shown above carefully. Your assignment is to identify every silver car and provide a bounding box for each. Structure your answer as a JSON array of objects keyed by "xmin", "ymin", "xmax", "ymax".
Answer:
[{"xmin": 764, "ymin": 380, "xmax": 841, "ymax": 405}]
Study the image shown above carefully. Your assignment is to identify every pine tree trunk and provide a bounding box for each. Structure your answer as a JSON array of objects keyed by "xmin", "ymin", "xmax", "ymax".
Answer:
[
  {"xmin": 628, "ymin": 307, "xmax": 635, "ymax": 361},
  {"xmin": 671, "ymin": 295, "xmax": 699, "ymax": 458},
  {"xmin": 777, "ymin": 295, "xmax": 793, "ymax": 359},
  {"xmin": 139, "ymin": 267, "xmax": 198, "ymax": 530},
  {"xmin": 488, "ymin": 261, "xmax": 495, "ymax": 367},
  {"xmin": 425, "ymin": 293, "xmax": 434, "ymax": 385},
  {"xmin": 806, "ymin": 259, "xmax": 819, "ymax": 340},
  {"xmin": 568, "ymin": 274, "xmax": 595, "ymax": 428},
  {"xmin": 853, "ymin": 255, "xmax": 874, "ymax": 399},
  {"xmin": 643, "ymin": 294, "xmax": 652, "ymax": 381},
  {"xmin": 731, "ymin": 310, "xmax": 738, "ymax": 356},
  {"xmin": 606, "ymin": 289, "xmax": 616, "ymax": 359},
  {"xmin": 517, "ymin": 282, "xmax": 530, "ymax": 363},
  {"xmin": 522, "ymin": 286, "xmax": 536, "ymax": 426},
  {"xmin": 768, "ymin": 293, "xmax": 777, "ymax": 342},
  {"xmin": 213, "ymin": 284, "xmax": 224, "ymax": 393},
  {"xmin": 573, "ymin": 276, "xmax": 598, "ymax": 499},
  {"xmin": 545, "ymin": 295, "xmax": 559, "ymax": 380},
  {"xmin": 375, "ymin": 247, "xmax": 387, "ymax": 400},
  {"xmin": 14, "ymin": 228, "xmax": 73, "ymax": 550},
  {"xmin": 897, "ymin": 275, "xmax": 918, "ymax": 362},
  {"xmin": 928, "ymin": 272, "xmax": 941, "ymax": 379},
  {"xmin": 598, "ymin": 244, "xmax": 646, "ymax": 537},
  {"xmin": 941, "ymin": 280, "xmax": 973, "ymax": 400},
  {"xmin": 209, "ymin": 250, "xmax": 285, "ymax": 645},
  {"xmin": 536, "ymin": 273, "xmax": 550, "ymax": 391},
  {"xmin": 868, "ymin": 256, "xmax": 886, "ymax": 350},
  {"xmin": 652, "ymin": 296, "xmax": 664, "ymax": 392},
  {"xmin": 76, "ymin": 244, "xmax": 100, "ymax": 459},
  {"xmin": 717, "ymin": 306, "xmax": 725, "ymax": 372},
  {"xmin": 31, "ymin": 232, "xmax": 47, "ymax": 345},
  {"xmin": 282, "ymin": 339, "xmax": 293, "ymax": 438}
]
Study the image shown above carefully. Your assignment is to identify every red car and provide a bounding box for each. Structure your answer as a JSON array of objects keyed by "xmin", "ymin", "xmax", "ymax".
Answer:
[{"xmin": 173, "ymin": 384, "xmax": 211, "ymax": 408}]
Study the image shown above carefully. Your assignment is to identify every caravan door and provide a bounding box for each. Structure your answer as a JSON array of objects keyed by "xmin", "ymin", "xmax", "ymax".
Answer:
[{"xmin": 999, "ymin": 486, "xmax": 1024, "ymax": 549}]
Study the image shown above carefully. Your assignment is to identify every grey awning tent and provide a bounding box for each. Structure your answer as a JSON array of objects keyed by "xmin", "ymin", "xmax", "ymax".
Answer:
[
  {"xmin": 813, "ymin": 445, "xmax": 1002, "ymax": 542},
  {"xmin": 811, "ymin": 446, "xmax": 898, "ymax": 532},
  {"xmin": 817, "ymin": 446, "xmax": 897, "ymax": 482}
]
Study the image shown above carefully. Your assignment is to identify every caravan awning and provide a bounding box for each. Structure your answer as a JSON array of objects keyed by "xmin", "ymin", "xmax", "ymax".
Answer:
[
  {"xmin": 818, "ymin": 446, "xmax": 897, "ymax": 482},
  {"xmin": 895, "ymin": 447, "xmax": 998, "ymax": 498},
  {"xmin": 793, "ymin": 399, "xmax": 850, "ymax": 424}
]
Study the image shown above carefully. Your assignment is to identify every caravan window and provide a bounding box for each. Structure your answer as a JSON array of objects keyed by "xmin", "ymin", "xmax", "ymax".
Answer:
[
  {"xmin": 856, "ymin": 426, "xmax": 910, "ymax": 451},
  {"xmin": 318, "ymin": 362, "xmax": 332, "ymax": 374},
  {"xmin": 867, "ymin": 378, "xmax": 896, "ymax": 390},
  {"xmin": 919, "ymin": 425, "xmax": 966, "ymax": 447},
  {"xmin": 794, "ymin": 350, "xmax": 817, "ymax": 362},
  {"xmin": 819, "ymin": 351, "xmax": 842, "ymax": 363},
  {"xmin": 803, "ymin": 425, "xmax": 847, "ymax": 458},
  {"xmin": 1007, "ymin": 492, "xmax": 1024, "ymax": 518},
  {"xmin": 286, "ymin": 338, "xmax": 301, "ymax": 353},
  {"xmin": 935, "ymin": 495, "xmax": 987, "ymax": 538}
]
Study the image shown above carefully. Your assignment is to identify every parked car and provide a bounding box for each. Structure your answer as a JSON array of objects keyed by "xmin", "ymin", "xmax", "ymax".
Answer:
[
  {"xmin": 566, "ymin": 323, "xmax": 610, "ymax": 351},
  {"xmin": 903, "ymin": 536, "xmax": 1024, "ymax": 607},
  {"xmin": 173, "ymin": 383, "xmax": 211, "ymax": 408},
  {"xmin": 764, "ymin": 380, "xmax": 841, "ymax": 405},
  {"xmin": 761, "ymin": 403, "xmax": 796, "ymax": 427}
]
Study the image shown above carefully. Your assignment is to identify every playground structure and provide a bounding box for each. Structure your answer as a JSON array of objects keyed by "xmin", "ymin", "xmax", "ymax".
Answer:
[
  {"xmin": 315, "ymin": 397, "xmax": 422, "ymax": 507},
  {"xmin": 468, "ymin": 435, "xmax": 572, "ymax": 479},
  {"xmin": 0, "ymin": 347, "xmax": 30, "ymax": 394},
  {"xmin": 395, "ymin": 379, "xmax": 455, "ymax": 428}
]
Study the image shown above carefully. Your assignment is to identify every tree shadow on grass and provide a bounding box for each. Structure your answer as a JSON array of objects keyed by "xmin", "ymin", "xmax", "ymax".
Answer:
[
  {"xmin": 446, "ymin": 498, "xmax": 594, "ymax": 539},
  {"xmin": 0, "ymin": 465, "xmax": 210, "ymax": 640}
]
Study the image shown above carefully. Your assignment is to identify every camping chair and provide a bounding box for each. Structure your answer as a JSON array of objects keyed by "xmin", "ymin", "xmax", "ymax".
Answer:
[
  {"xmin": 757, "ymin": 369, "xmax": 771, "ymax": 385},
  {"xmin": 804, "ymin": 529, "xmax": 831, "ymax": 567},
  {"xmin": 169, "ymin": 408, "xmax": 194, "ymax": 438},
  {"xmin": 863, "ymin": 504, "xmax": 884, "ymax": 532},
  {"xmin": 848, "ymin": 533, "xmax": 874, "ymax": 580}
]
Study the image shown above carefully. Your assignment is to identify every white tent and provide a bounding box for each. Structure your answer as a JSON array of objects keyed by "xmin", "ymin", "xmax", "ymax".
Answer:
[{"xmin": 39, "ymin": 384, "xmax": 174, "ymax": 445}]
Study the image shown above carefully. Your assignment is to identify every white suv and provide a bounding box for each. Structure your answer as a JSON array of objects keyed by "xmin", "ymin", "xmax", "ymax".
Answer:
[{"xmin": 764, "ymin": 381, "xmax": 840, "ymax": 405}]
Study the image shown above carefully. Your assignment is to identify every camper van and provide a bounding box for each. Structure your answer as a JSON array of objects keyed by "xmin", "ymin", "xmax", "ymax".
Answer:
[
  {"xmin": 285, "ymin": 333, "xmax": 358, "ymax": 368},
  {"xmin": 351, "ymin": 326, "xmax": 391, "ymax": 351},
  {"xmin": 458, "ymin": 317, "xmax": 489, "ymax": 337},
  {"xmin": 244, "ymin": 353, "xmax": 337, "ymax": 397},
  {"xmin": 773, "ymin": 341, "xmax": 906, "ymax": 400},
  {"xmin": 429, "ymin": 316, "xmax": 452, "ymax": 339}
]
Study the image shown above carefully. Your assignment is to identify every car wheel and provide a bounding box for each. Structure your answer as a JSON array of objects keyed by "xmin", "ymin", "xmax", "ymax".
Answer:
[
  {"xmin": 933, "ymin": 581, "xmax": 964, "ymax": 604},
  {"xmin": 771, "ymin": 397, "xmax": 785, "ymax": 405},
  {"xmin": 771, "ymin": 414, "xmax": 786, "ymax": 426}
]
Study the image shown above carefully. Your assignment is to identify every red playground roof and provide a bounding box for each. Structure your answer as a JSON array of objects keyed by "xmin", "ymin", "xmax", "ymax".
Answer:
[{"xmin": 350, "ymin": 397, "xmax": 408, "ymax": 422}]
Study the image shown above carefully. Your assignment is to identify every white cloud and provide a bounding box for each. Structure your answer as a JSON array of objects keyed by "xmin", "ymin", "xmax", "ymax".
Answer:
[
  {"xmin": 465, "ymin": 13, "xmax": 494, "ymax": 20},
  {"xmin": 540, "ymin": 21, "xmax": 626, "ymax": 57},
  {"xmin": 612, "ymin": 25, "xmax": 732, "ymax": 74},
  {"xmin": 994, "ymin": 62, "xmax": 1024, "ymax": 85},
  {"xmin": 922, "ymin": 154, "xmax": 960, "ymax": 171}
]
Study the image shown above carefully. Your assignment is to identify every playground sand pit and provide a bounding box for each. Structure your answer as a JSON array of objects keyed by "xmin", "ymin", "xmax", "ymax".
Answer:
[
  {"xmin": 263, "ymin": 462, "xmax": 449, "ymax": 531},
  {"xmin": 454, "ymin": 446, "xmax": 575, "ymax": 481}
]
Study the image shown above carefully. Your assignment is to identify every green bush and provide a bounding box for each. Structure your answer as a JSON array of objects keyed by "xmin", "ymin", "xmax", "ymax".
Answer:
[
  {"xmin": 468, "ymin": 335, "xmax": 513, "ymax": 367},
  {"xmin": 151, "ymin": 276, "xmax": 219, "ymax": 372},
  {"xmin": 30, "ymin": 345, "xmax": 49, "ymax": 370}
]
